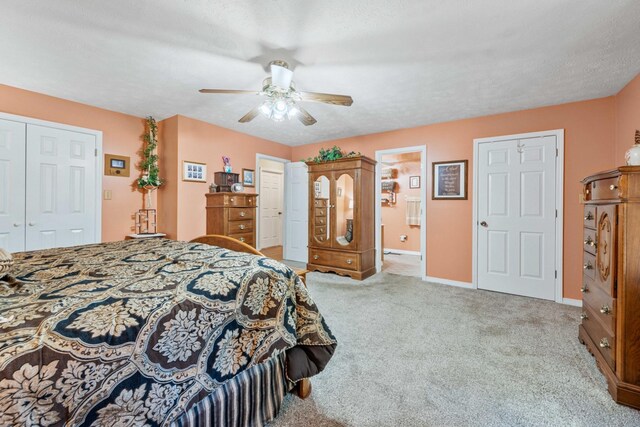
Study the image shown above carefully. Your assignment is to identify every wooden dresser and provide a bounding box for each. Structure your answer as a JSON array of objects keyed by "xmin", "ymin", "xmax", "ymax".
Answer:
[
  {"xmin": 579, "ymin": 166, "xmax": 640, "ymax": 409},
  {"xmin": 306, "ymin": 156, "xmax": 376, "ymax": 280},
  {"xmin": 205, "ymin": 193, "xmax": 258, "ymax": 248}
]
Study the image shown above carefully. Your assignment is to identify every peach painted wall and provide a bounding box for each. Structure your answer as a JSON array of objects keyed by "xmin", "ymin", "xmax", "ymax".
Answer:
[
  {"xmin": 614, "ymin": 73, "xmax": 640, "ymax": 164},
  {"xmin": 158, "ymin": 115, "xmax": 292, "ymax": 241},
  {"xmin": 292, "ymin": 97, "xmax": 617, "ymax": 299},
  {"xmin": 0, "ymin": 84, "xmax": 148, "ymax": 242},
  {"xmin": 381, "ymin": 154, "xmax": 422, "ymax": 252}
]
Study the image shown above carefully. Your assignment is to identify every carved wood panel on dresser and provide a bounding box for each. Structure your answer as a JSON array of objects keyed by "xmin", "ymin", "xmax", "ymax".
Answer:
[
  {"xmin": 205, "ymin": 193, "xmax": 258, "ymax": 248},
  {"xmin": 579, "ymin": 166, "xmax": 640, "ymax": 409}
]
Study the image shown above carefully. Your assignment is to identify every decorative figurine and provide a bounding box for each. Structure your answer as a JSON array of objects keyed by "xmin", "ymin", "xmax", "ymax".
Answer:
[
  {"xmin": 222, "ymin": 156, "xmax": 232, "ymax": 173},
  {"xmin": 625, "ymin": 130, "xmax": 640, "ymax": 166}
]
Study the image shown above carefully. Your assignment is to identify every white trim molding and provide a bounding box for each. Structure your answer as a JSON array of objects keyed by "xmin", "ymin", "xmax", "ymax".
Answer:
[
  {"xmin": 472, "ymin": 129, "xmax": 565, "ymax": 303},
  {"xmin": 424, "ymin": 276, "xmax": 473, "ymax": 289},
  {"xmin": 375, "ymin": 145, "xmax": 427, "ymax": 277},
  {"xmin": 0, "ymin": 111, "xmax": 103, "ymax": 244},
  {"xmin": 562, "ymin": 298, "xmax": 583, "ymax": 307}
]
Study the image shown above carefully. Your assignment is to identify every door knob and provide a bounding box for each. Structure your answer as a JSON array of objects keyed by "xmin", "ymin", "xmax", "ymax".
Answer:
[
  {"xmin": 480, "ymin": 221, "xmax": 488, "ymax": 227},
  {"xmin": 278, "ymin": 212, "xmax": 282, "ymax": 215},
  {"xmin": 13, "ymin": 223, "xmax": 21, "ymax": 227}
]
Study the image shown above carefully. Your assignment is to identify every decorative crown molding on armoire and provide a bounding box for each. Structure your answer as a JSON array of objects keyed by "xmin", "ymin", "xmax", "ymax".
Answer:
[
  {"xmin": 579, "ymin": 165, "xmax": 640, "ymax": 409},
  {"xmin": 306, "ymin": 156, "xmax": 376, "ymax": 280}
]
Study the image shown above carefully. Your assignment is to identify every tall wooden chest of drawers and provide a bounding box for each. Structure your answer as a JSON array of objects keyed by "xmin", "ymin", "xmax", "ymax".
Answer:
[
  {"xmin": 579, "ymin": 166, "xmax": 640, "ymax": 409},
  {"xmin": 205, "ymin": 193, "xmax": 258, "ymax": 248}
]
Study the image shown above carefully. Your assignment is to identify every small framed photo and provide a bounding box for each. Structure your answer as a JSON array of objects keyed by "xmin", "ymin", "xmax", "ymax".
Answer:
[
  {"xmin": 242, "ymin": 168, "xmax": 255, "ymax": 187},
  {"xmin": 183, "ymin": 161, "xmax": 207, "ymax": 182},
  {"xmin": 409, "ymin": 176, "xmax": 421, "ymax": 189},
  {"xmin": 432, "ymin": 160, "xmax": 468, "ymax": 200}
]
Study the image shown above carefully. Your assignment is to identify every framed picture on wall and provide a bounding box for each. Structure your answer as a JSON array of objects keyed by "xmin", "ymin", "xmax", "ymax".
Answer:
[
  {"xmin": 432, "ymin": 160, "xmax": 468, "ymax": 200},
  {"xmin": 242, "ymin": 168, "xmax": 255, "ymax": 187},
  {"xmin": 183, "ymin": 161, "xmax": 207, "ymax": 182},
  {"xmin": 409, "ymin": 176, "xmax": 421, "ymax": 189}
]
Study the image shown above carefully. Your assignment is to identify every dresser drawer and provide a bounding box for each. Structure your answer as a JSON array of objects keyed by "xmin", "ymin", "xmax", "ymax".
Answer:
[
  {"xmin": 229, "ymin": 207, "xmax": 254, "ymax": 221},
  {"xmin": 314, "ymin": 199, "xmax": 328, "ymax": 208},
  {"xmin": 309, "ymin": 248, "xmax": 359, "ymax": 271},
  {"xmin": 228, "ymin": 232, "xmax": 254, "ymax": 246},
  {"xmin": 583, "ymin": 252, "xmax": 596, "ymax": 281},
  {"xmin": 587, "ymin": 177, "xmax": 620, "ymax": 201},
  {"xmin": 228, "ymin": 220, "xmax": 253, "ymax": 234},
  {"xmin": 583, "ymin": 228, "xmax": 597, "ymax": 255},
  {"xmin": 583, "ymin": 206, "xmax": 596, "ymax": 229},
  {"xmin": 226, "ymin": 194, "xmax": 256, "ymax": 207},
  {"xmin": 581, "ymin": 303, "xmax": 615, "ymax": 370},
  {"xmin": 583, "ymin": 284, "xmax": 616, "ymax": 334},
  {"xmin": 315, "ymin": 207, "xmax": 327, "ymax": 217}
]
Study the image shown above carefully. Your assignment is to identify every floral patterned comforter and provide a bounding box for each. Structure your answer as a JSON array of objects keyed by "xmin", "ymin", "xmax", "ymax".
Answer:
[{"xmin": 0, "ymin": 239, "xmax": 336, "ymax": 426}]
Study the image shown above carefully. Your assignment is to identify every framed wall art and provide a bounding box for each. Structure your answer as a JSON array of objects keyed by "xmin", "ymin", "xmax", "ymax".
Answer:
[
  {"xmin": 432, "ymin": 160, "xmax": 468, "ymax": 200},
  {"xmin": 242, "ymin": 168, "xmax": 255, "ymax": 187},
  {"xmin": 183, "ymin": 161, "xmax": 207, "ymax": 182},
  {"xmin": 409, "ymin": 176, "xmax": 421, "ymax": 189}
]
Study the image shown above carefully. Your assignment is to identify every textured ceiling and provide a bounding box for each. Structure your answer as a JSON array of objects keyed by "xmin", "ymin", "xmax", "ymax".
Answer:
[{"xmin": 1, "ymin": 1, "xmax": 640, "ymax": 146}]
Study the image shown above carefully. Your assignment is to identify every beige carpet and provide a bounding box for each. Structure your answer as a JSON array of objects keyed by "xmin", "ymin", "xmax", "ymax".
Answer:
[{"xmin": 269, "ymin": 271, "xmax": 640, "ymax": 426}]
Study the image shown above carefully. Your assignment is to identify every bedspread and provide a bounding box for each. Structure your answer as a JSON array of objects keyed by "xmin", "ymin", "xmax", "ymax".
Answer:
[{"xmin": 0, "ymin": 239, "xmax": 336, "ymax": 426}]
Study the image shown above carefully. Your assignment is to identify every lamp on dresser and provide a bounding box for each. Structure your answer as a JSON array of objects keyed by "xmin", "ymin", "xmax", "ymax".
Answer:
[{"xmin": 579, "ymin": 166, "xmax": 640, "ymax": 409}]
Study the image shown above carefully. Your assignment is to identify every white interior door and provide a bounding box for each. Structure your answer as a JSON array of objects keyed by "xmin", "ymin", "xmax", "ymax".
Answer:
[
  {"xmin": 0, "ymin": 118, "xmax": 27, "ymax": 252},
  {"xmin": 284, "ymin": 162, "xmax": 308, "ymax": 262},
  {"xmin": 259, "ymin": 169, "xmax": 284, "ymax": 249},
  {"xmin": 477, "ymin": 135, "xmax": 557, "ymax": 300},
  {"xmin": 25, "ymin": 124, "xmax": 97, "ymax": 251}
]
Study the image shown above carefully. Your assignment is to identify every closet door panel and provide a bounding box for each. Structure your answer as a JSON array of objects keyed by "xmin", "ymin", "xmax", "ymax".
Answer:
[
  {"xmin": 25, "ymin": 124, "xmax": 97, "ymax": 250},
  {"xmin": 0, "ymin": 118, "xmax": 26, "ymax": 252}
]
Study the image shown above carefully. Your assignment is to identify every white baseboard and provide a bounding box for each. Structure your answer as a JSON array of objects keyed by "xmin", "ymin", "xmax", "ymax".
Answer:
[
  {"xmin": 423, "ymin": 275, "xmax": 473, "ymax": 288},
  {"xmin": 384, "ymin": 248, "xmax": 421, "ymax": 256},
  {"xmin": 562, "ymin": 298, "xmax": 583, "ymax": 307}
]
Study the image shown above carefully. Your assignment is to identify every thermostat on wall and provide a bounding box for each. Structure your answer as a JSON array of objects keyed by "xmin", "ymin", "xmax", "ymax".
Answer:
[{"xmin": 104, "ymin": 154, "xmax": 130, "ymax": 177}]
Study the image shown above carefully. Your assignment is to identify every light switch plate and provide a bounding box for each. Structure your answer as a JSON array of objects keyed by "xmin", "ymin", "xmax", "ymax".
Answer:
[{"xmin": 104, "ymin": 190, "xmax": 112, "ymax": 200}]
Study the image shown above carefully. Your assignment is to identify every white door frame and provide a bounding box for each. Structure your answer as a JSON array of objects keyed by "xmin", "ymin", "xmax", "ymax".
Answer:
[
  {"xmin": 472, "ymin": 129, "xmax": 565, "ymax": 304},
  {"xmin": 375, "ymin": 145, "xmax": 428, "ymax": 279},
  {"xmin": 0, "ymin": 111, "xmax": 103, "ymax": 244},
  {"xmin": 255, "ymin": 153, "xmax": 290, "ymax": 251}
]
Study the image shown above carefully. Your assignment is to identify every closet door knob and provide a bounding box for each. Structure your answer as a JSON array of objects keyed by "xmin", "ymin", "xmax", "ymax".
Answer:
[{"xmin": 480, "ymin": 221, "xmax": 488, "ymax": 227}]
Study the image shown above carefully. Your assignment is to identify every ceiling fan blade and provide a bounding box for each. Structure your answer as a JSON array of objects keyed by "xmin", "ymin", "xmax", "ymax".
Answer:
[
  {"xmin": 298, "ymin": 91, "xmax": 353, "ymax": 106},
  {"xmin": 295, "ymin": 106, "xmax": 317, "ymax": 126},
  {"xmin": 199, "ymin": 89, "xmax": 258, "ymax": 95},
  {"xmin": 238, "ymin": 106, "xmax": 262, "ymax": 123}
]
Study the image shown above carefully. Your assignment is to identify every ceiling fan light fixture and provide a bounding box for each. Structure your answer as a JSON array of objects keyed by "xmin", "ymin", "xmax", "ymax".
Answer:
[{"xmin": 270, "ymin": 62, "xmax": 293, "ymax": 89}]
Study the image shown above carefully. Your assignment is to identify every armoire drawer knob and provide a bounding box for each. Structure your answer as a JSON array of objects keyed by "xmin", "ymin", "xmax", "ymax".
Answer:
[
  {"xmin": 583, "ymin": 262, "xmax": 593, "ymax": 270},
  {"xmin": 583, "ymin": 236, "xmax": 596, "ymax": 247},
  {"xmin": 346, "ymin": 259, "xmax": 353, "ymax": 265},
  {"xmin": 580, "ymin": 313, "xmax": 588, "ymax": 320},
  {"xmin": 600, "ymin": 305, "xmax": 611, "ymax": 315},
  {"xmin": 610, "ymin": 184, "xmax": 617, "ymax": 191},
  {"xmin": 239, "ymin": 211, "xmax": 246, "ymax": 217},
  {"xmin": 580, "ymin": 285, "xmax": 589, "ymax": 293},
  {"xmin": 599, "ymin": 338, "xmax": 610, "ymax": 349},
  {"xmin": 313, "ymin": 255, "xmax": 319, "ymax": 260},
  {"xmin": 584, "ymin": 212, "xmax": 594, "ymax": 220}
]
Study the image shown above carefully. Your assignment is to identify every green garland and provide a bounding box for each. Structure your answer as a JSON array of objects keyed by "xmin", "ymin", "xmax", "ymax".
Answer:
[
  {"xmin": 137, "ymin": 116, "xmax": 163, "ymax": 188},
  {"xmin": 304, "ymin": 146, "xmax": 361, "ymax": 163}
]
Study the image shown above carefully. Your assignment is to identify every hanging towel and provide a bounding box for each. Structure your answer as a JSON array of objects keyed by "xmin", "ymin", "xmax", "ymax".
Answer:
[{"xmin": 406, "ymin": 197, "xmax": 421, "ymax": 226}]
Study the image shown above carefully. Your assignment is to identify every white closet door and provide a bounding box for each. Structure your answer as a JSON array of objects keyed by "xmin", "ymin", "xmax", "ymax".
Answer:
[
  {"xmin": 284, "ymin": 162, "xmax": 308, "ymax": 263},
  {"xmin": 25, "ymin": 124, "xmax": 97, "ymax": 250},
  {"xmin": 0, "ymin": 119, "xmax": 27, "ymax": 252}
]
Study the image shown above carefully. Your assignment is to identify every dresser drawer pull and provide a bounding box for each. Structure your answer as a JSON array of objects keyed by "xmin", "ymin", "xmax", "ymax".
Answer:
[
  {"xmin": 230, "ymin": 197, "xmax": 235, "ymax": 202},
  {"xmin": 346, "ymin": 259, "xmax": 353, "ymax": 265},
  {"xmin": 580, "ymin": 284, "xmax": 589, "ymax": 293},
  {"xmin": 580, "ymin": 313, "xmax": 588, "ymax": 320},
  {"xmin": 239, "ymin": 211, "xmax": 246, "ymax": 217},
  {"xmin": 599, "ymin": 338, "xmax": 611, "ymax": 349},
  {"xmin": 239, "ymin": 224, "xmax": 245, "ymax": 230},
  {"xmin": 313, "ymin": 255, "xmax": 319, "ymax": 260},
  {"xmin": 609, "ymin": 184, "xmax": 617, "ymax": 191},
  {"xmin": 600, "ymin": 305, "xmax": 611, "ymax": 315},
  {"xmin": 584, "ymin": 211, "xmax": 594, "ymax": 220},
  {"xmin": 583, "ymin": 236, "xmax": 596, "ymax": 247},
  {"xmin": 239, "ymin": 237, "xmax": 245, "ymax": 242},
  {"xmin": 583, "ymin": 262, "xmax": 593, "ymax": 270}
]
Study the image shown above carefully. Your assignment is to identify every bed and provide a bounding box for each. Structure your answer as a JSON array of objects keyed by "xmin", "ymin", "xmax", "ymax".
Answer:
[{"xmin": 0, "ymin": 237, "xmax": 336, "ymax": 426}]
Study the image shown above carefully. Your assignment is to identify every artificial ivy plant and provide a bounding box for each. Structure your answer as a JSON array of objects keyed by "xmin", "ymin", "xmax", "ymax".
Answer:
[
  {"xmin": 137, "ymin": 116, "xmax": 163, "ymax": 188},
  {"xmin": 305, "ymin": 146, "xmax": 361, "ymax": 163}
]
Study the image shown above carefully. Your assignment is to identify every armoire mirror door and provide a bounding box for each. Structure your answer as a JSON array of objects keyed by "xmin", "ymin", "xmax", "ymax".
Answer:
[
  {"xmin": 334, "ymin": 172, "xmax": 356, "ymax": 250},
  {"xmin": 312, "ymin": 174, "xmax": 332, "ymax": 247}
]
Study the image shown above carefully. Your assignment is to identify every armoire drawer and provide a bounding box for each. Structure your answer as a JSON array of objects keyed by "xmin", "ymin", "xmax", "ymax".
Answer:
[
  {"xmin": 228, "ymin": 232, "xmax": 254, "ymax": 246},
  {"xmin": 314, "ymin": 199, "xmax": 328, "ymax": 208},
  {"xmin": 583, "ymin": 206, "xmax": 596, "ymax": 229},
  {"xmin": 315, "ymin": 207, "xmax": 327, "ymax": 217},
  {"xmin": 229, "ymin": 208, "xmax": 254, "ymax": 221},
  {"xmin": 583, "ymin": 252, "xmax": 596, "ymax": 281},
  {"xmin": 583, "ymin": 285, "xmax": 616, "ymax": 334},
  {"xmin": 228, "ymin": 220, "xmax": 253, "ymax": 234},
  {"xmin": 583, "ymin": 228, "xmax": 597, "ymax": 255},
  {"xmin": 309, "ymin": 248, "xmax": 359, "ymax": 271},
  {"xmin": 314, "ymin": 226, "xmax": 327, "ymax": 236},
  {"xmin": 581, "ymin": 303, "xmax": 616, "ymax": 370},
  {"xmin": 587, "ymin": 177, "xmax": 621, "ymax": 201}
]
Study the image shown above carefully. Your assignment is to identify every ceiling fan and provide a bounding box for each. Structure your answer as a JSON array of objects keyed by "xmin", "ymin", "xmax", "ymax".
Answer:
[{"xmin": 199, "ymin": 60, "xmax": 353, "ymax": 126}]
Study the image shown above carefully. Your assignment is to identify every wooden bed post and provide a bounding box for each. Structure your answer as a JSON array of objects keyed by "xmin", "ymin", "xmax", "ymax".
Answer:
[{"xmin": 296, "ymin": 378, "xmax": 312, "ymax": 399}]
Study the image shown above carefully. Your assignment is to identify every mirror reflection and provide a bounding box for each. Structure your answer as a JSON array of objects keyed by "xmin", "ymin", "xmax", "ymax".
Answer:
[
  {"xmin": 336, "ymin": 174, "xmax": 354, "ymax": 246},
  {"xmin": 314, "ymin": 176, "xmax": 330, "ymax": 242}
]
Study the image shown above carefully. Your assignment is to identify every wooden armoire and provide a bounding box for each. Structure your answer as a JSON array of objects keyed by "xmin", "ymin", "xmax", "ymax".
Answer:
[
  {"xmin": 579, "ymin": 166, "xmax": 640, "ymax": 409},
  {"xmin": 306, "ymin": 156, "xmax": 376, "ymax": 280}
]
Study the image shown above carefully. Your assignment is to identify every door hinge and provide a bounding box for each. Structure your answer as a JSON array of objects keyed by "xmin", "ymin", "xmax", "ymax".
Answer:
[
  {"xmin": 555, "ymin": 209, "xmax": 558, "ymax": 218},
  {"xmin": 95, "ymin": 148, "xmax": 98, "ymax": 157},
  {"xmin": 555, "ymin": 270, "xmax": 557, "ymax": 279},
  {"xmin": 556, "ymin": 148, "xmax": 558, "ymax": 157}
]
